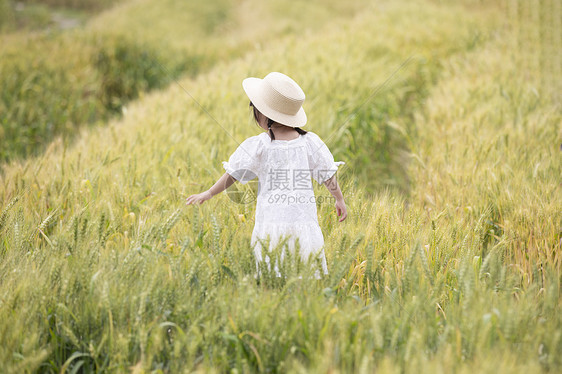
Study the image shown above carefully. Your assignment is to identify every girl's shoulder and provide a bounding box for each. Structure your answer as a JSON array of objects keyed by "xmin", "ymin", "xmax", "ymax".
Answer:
[
  {"xmin": 256, "ymin": 132, "xmax": 271, "ymax": 143},
  {"xmin": 303, "ymin": 131, "xmax": 321, "ymax": 142},
  {"xmin": 240, "ymin": 132, "xmax": 269, "ymax": 145},
  {"xmin": 242, "ymin": 131, "xmax": 325, "ymax": 150},
  {"xmin": 302, "ymin": 131, "xmax": 327, "ymax": 148},
  {"xmin": 237, "ymin": 132, "xmax": 269, "ymax": 155}
]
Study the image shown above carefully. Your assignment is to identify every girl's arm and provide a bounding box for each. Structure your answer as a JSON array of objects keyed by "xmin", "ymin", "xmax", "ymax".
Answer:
[
  {"xmin": 324, "ymin": 173, "xmax": 347, "ymax": 222},
  {"xmin": 186, "ymin": 172, "xmax": 236, "ymax": 205}
]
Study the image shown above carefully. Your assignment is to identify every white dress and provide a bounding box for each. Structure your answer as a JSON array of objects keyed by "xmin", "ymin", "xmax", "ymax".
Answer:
[{"xmin": 222, "ymin": 131, "xmax": 344, "ymax": 278}]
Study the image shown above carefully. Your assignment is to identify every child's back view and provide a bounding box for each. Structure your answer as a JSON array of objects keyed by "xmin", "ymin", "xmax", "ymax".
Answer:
[{"xmin": 186, "ymin": 72, "xmax": 347, "ymax": 278}]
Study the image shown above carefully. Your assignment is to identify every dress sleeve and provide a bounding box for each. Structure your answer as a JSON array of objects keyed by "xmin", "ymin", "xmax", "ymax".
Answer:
[
  {"xmin": 306, "ymin": 132, "xmax": 345, "ymax": 185},
  {"xmin": 222, "ymin": 135, "xmax": 264, "ymax": 184}
]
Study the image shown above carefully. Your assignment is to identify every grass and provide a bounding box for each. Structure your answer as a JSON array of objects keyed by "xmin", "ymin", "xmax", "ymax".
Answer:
[{"xmin": 0, "ymin": 0, "xmax": 561, "ymax": 372}]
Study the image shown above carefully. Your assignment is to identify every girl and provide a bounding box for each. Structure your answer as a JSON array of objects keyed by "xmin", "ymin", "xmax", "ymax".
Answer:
[{"xmin": 186, "ymin": 72, "xmax": 347, "ymax": 278}]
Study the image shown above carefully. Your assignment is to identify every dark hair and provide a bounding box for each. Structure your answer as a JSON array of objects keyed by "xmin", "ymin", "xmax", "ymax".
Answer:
[{"xmin": 249, "ymin": 101, "xmax": 307, "ymax": 141}]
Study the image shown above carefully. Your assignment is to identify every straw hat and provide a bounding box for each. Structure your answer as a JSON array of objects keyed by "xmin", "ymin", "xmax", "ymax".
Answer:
[{"xmin": 243, "ymin": 72, "xmax": 307, "ymax": 128}]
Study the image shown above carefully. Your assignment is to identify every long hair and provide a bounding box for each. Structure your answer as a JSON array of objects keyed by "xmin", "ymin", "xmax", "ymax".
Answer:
[{"xmin": 249, "ymin": 101, "xmax": 307, "ymax": 141}]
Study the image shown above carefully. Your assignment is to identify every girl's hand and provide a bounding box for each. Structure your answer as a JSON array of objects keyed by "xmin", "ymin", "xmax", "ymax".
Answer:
[
  {"xmin": 335, "ymin": 199, "xmax": 347, "ymax": 222},
  {"xmin": 186, "ymin": 190, "xmax": 213, "ymax": 205}
]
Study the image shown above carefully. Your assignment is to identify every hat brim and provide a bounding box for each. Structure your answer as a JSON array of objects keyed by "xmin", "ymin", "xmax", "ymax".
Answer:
[{"xmin": 243, "ymin": 77, "xmax": 307, "ymax": 128}]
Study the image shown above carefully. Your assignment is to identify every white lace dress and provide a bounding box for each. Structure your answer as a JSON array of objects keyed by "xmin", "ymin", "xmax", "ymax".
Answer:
[{"xmin": 222, "ymin": 131, "xmax": 344, "ymax": 278}]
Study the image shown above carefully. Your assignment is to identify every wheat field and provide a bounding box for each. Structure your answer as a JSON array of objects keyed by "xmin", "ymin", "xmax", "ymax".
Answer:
[{"xmin": 0, "ymin": 0, "xmax": 560, "ymax": 372}]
